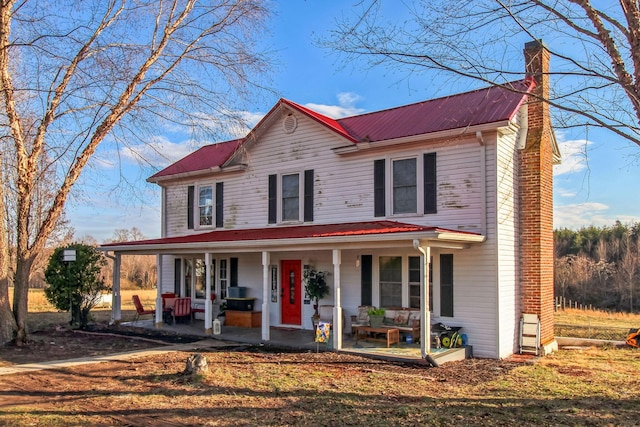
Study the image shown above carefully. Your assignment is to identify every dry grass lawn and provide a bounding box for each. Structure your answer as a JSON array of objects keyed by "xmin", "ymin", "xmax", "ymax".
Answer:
[
  {"xmin": 0, "ymin": 343, "xmax": 639, "ymax": 426},
  {"xmin": 1, "ymin": 291, "xmax": 639, "ymax": 425}
]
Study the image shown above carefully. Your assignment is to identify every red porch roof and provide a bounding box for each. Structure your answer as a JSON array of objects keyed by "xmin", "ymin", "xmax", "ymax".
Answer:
[{"xmin": 102, "ymin": 221, "xmax": 482, "ymax": 250}]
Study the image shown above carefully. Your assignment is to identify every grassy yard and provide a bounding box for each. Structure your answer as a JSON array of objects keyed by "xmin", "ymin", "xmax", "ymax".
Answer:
[
  {"xmin": 8, "ymin": 287, "xmax": 157, "ymax": 331},
  {"xmin": 1, "ymin": 339, "xmax": 639, "ymax": 425},
  {"xmin": 1, "ymin": 291, "xmax": 640, "ymax": 425}
]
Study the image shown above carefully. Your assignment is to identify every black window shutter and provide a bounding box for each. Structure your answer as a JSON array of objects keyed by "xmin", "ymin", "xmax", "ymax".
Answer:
[
  {"xmin": 304, "ymin": 169, "xmax": 314, "ymax": 222},
  {"xmin": 187, "ymin": 185, "xmax": 194, "ymax": 229},
  {"xmin": 174, "ymin": 258, "xmax": 181, "ymax": 295},
  {"xmin": 268, "ymin": 174, "xmax": 277, "ymax": 224},
  {"xmin": 215, "ymin": 182, "xmax": 224, "ymax": 228},
  {"xmin": 440, "ymin": 254, "xmax": 454, "ymax": 317},
  {"xmin": 361, "ymin": 255, "xmax": 373, "ymax": 306},
  {"xmin": 373, "ymin": 159, "xmax": 386, "ymax": 217},
  {"xmin": 230, "ymin": 257, "xmax": 238, "ymax": 287},
  {"xmin": 424, "ymin": 153, "xmax": 437, "ymax": 214}
]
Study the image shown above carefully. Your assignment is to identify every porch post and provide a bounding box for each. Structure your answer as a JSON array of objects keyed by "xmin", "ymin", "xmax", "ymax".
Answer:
[
  {"xmin": 262, "ymin": 251, "xmax": 271, "ymax": 341},
  {"xmin": 333, "ymin": 249, "xmax": 343, "ymax": 350},
  {"xmin": 110, "ymin": 253, "xmax": 122, "ymax": 325},
  {"xmin": 205, "ymin": 252, "xmax": 213, "ymax": 334},
  {"xmin": 155, "ymin": 254, "xmax": 163, "ymax": 328},
  {"xmin": 413, "ymin": 240, "xmax": 431, "ymax": 358},
  {"xmin": 179, "ymin": 258, "xmax": 185, "ymax": 296}
]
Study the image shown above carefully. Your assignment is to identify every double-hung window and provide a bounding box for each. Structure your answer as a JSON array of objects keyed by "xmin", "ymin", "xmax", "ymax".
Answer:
[
  {"xmin": 393, "ymin": 158, "xmax": 417, "ymax": 214},
  {"xmin": 268, "ymin": 170, "xmax": 314, "ymax": 224},
  {"xmin": 281, "ymin": 173, "xmax": 300, "ymax": 222},
  {"xmin": 187, "ymin": 182, "xmax": 224, "ymax": 229},
  {"xmin": 198, "ymin": 185, "xmax": 213, "ymax": 226},
  {"xmin": 374, "ymin": 153, "xmax": 437, "ymax": 217}
]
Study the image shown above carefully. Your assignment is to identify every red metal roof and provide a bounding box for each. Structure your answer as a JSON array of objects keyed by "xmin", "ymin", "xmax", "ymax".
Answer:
[
  {"xmin": 102, "ymin": 221, "xmax": 481, "ymax": 248},
  {"xmin": 148, "ymin": 139, "xmax": 242, "ymax": 181},
  {"xmin": 280, "ymin": 99, "xmax": 358, "ymax": 143},
  {"xmin": 336, "ymin": 80, "xmax": 534, "ymax": 142},
  {"xmin": 148, "ymin": 80, "xmax": 533, "ymax": 180}
]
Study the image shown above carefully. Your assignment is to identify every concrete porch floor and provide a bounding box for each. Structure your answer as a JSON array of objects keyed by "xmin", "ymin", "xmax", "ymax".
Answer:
[{"xmin": 125, "ymin": 318, "xmax": 470, "ymax": 365}]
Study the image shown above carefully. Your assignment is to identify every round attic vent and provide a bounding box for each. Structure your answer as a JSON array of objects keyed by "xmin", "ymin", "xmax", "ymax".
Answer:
[{"xmin": 282, "ymin": 114, "xmax": 297, "ymax": 134}]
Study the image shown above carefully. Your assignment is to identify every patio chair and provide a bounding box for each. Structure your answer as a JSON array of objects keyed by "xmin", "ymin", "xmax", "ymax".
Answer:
[
  {"xmin": 132, "ymin": 295, "xmax": 154, "ymax": 324},
  {"xmin": 172, "ymin": 297, "xmax": 192, "ymax": 324}
]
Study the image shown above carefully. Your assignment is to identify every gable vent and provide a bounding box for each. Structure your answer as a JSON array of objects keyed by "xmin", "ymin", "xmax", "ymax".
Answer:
[{"xmin": 282, "ymin": 114, "xmax": 297, "ymax": 134}]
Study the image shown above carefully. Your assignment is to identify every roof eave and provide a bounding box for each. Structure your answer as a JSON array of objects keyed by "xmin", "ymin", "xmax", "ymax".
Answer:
[
  {"xmin": 100, "ymin": 230, "xmax": 485, "ymax": 255},
  {"xmin": 333, "ymin": 120, "xmax": 513, "ymax": 154},
  {"xmin": 147, "ymin": 164, "xmax": 248, "ymax": 184}
]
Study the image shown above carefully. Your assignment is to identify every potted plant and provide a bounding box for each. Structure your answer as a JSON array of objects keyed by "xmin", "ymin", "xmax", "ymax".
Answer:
[
  {"xmin": 367, "ymin": 307, "xmax": 386, "ymax": 328},
  {"xmin": 304, "ymin": 268, "xmax": 329, "ymax": 318}
]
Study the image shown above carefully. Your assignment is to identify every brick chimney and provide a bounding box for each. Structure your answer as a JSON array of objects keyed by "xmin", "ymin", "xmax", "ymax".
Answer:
[{"xmin": 519, "ymin": 40, "xmax": 556, "ymax": 353}]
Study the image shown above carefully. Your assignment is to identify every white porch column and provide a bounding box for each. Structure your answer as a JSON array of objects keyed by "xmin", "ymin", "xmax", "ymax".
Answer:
[
  {"xmin": 110, "ymin": 253, "xmax": 122, "ymax": 325},
  {"xmin": 413, "ymin": 240, "xmax": 431, "ymax": 358},
  {"xmin": 262, "ymin": 251, "xmax": 271, "ymax": 341},
  {"xmin": 155, "ymin": 254, "xmax": 163, "ymax": 328},
  {"xmin": 205, "ymin": 252, "xmax": 213, "ymax": 334},
  {"xmin": 332, "ymin": 249, "xmax": 343, "ymax": 350}
]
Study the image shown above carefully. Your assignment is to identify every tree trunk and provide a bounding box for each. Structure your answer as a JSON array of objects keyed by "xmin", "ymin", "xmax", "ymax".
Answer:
[
  {"xmin": 13, "ymin": 255, "xmax": 34, "ymax": 346},
  {"xmin": 0, "ymin": 151, "xmax": 17, "ymax": 345}
]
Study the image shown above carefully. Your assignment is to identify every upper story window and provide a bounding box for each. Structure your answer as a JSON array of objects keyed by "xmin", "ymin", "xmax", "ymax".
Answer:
[
  {"xmin": 393, "ymin": 158, "xmax": 417, "ymax": 214},
  {"xmin": 199, "ymin": 185, "xmax": 213, "ymax": 226},
  {"xmin": 282, "ymin": 173, "xmax": 300, "ymax": 221},
  {"xmin": 187, "ymin": 182, "xmax": 224, "ymax": 230},
  {"xmin": 268, "ymin": 170, "xmax": 314, "ymax": 224},
  {"xmin": 374, "ymin": 153, "xmax": 437, "ymax": 218}
]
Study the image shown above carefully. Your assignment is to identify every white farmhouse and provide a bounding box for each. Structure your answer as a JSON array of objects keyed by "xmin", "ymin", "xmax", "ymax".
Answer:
[{"xmin": 103, "ymin": 41, "xmax": 560, "ymax": 359}]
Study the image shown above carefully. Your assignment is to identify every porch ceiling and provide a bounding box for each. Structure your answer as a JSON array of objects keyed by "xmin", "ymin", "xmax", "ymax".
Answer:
[{"xmin": 100, "ymin": 220, "xmax": 485, "ymax": 255}]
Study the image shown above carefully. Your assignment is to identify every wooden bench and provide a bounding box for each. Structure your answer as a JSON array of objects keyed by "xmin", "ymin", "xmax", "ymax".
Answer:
[{"xmin": 353, "ymin": 326, "xmax": 400, "ymax": 348}]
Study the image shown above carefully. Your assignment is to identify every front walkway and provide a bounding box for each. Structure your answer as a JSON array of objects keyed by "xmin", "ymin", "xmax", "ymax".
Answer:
[{"xmin": 129, "ymin": 318, "xmax": 470, "ymax": 365}]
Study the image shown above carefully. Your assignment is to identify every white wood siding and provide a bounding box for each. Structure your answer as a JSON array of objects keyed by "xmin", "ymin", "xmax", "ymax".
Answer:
[
  {"xmin": 162, "ymin": 112, "xmax": 487, "ymax": 236},
  {"xmin": 495, "ymin": 122, "xmax": 522, "ymax": 358},
  {"xmin": 153, "ymin": 110, "xmax": 523, "ymax": 358}
]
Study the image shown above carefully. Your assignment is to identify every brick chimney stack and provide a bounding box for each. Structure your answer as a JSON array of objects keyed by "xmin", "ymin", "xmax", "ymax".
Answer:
[{"xmin": 520, "ymin": 40, "xmax": 556, "ymax": 352}]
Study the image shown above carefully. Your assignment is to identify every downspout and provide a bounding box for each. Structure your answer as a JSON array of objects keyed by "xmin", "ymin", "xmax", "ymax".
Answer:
[{"xmin": 414, "ymin": 240, "xmax": 437, "ymax": 366}]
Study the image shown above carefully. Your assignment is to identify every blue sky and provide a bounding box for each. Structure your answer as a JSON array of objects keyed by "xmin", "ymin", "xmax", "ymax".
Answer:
[{"xmin": 68, "ymin": 2, "xmax": 640, "ymax": 242}]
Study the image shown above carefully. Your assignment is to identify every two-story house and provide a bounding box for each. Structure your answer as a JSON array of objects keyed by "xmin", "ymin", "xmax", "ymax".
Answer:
[{"xmin": 103, "ymin": 41, "xmax": 560, "ymax": 359}]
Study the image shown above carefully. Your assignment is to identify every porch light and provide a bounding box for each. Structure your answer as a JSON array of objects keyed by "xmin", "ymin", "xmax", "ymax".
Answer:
[{"xmin": 356, "ymin": 255, "xmax": 360, "ymax": 268}]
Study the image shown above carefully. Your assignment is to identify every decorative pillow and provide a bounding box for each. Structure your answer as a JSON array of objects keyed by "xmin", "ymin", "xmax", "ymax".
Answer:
[
  {"xmin": 164, "ymin": 298, "xmax": 176, "ymax": 310},
  {"xmin": 356, "ymin": 306, "xmax": 370, "ymax": 323},
  {"xmin": 394, "ymin": 311, "xmax": 410, "ymax": 326}
]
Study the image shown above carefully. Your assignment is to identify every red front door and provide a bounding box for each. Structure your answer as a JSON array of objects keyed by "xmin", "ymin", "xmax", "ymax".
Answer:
[{"xmin": 281, "ymin": 260, "xmax": 302, "ymax": 325}]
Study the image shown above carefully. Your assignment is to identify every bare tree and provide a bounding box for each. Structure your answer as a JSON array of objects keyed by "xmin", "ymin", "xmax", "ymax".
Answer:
[
  {"xmin": 327, "ymin": 1, "xmax": 640, "ymax": 147},
  {"xmin": 0, "ymin": 0, "xmax": 271, "ymax": 345},
  {"xmin": 617, "ymin": 231, "xmax": 639, "ymax": 311},
  {"xmin": 104, "ymin": 228, "xmax": 156, "ymax": 289}
]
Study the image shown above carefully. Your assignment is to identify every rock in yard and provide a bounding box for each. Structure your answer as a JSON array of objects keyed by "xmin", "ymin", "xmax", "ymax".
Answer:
[{"xmin": 184, "ymin": 353, "xmax": 208, "ymax": 375}]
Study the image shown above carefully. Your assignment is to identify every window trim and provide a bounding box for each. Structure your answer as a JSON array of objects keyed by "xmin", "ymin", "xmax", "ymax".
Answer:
[
  {"xmin": 189, "ymin": 181, "xmax": 223, "ymax": 230},
  {"xmin": 281, "ymin": 172, "xmax": 302, "ymax": 223},
  {"xmin": 374, "ymin": 152, "xmax": 437, "ymax": 218},
  {"xmin": 268, "ymin": 170, "xmax": 314, "ymax": 224},
  {"xmin": 391, "ymin": 156, "xmax": 419, "ymax": 215},
  {"xmin": 197, "ymin": 183, "xmax": 214, "ymax": 228}
]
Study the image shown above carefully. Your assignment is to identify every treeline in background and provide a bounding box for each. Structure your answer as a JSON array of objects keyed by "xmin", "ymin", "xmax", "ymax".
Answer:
[{"xmin": 555, "ymin": 221, "xmax": 640, "ymax": 313}]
